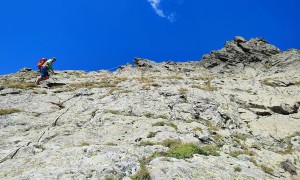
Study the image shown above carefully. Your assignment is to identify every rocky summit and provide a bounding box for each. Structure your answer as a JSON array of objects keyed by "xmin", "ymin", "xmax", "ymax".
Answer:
[{"xmin": 0, "ymin": 36, "xmax": 300, "ymax": 180}]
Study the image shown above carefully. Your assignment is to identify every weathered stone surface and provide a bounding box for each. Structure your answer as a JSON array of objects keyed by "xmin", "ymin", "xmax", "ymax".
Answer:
[
  {"xmin": 200, "ymin": 36, "xmax": 282, "ymax": 73},
  {"xmin": 0, "ymin": 37, "xmax": 299, "ymax": 179},
  {"xmin": 134, "ymin": 57, "xmax": 157, "ymax": 68},
  {"xmin": 148, "ymin": 156, "xmax": 274, "ymax": 179},
  {"xmin": 18, "ymin": 68, "xmax": 33, "ymax": 72}
]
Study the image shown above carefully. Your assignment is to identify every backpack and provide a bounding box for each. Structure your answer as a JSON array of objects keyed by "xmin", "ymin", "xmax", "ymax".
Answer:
[{"xmin": 37, "ymin": 58, "xmax": 47, "ymax": 69}]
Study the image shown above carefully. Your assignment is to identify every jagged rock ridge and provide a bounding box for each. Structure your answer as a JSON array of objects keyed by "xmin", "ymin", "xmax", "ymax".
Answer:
[{"xmin": 0, "ymin": 36, "xmax": 299, "ymax": 179}]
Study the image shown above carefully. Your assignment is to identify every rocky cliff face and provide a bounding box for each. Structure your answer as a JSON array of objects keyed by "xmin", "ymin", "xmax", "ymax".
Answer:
[{"xmin": 0, "ymin": 37, "xmax": 299, "ymax": 179}]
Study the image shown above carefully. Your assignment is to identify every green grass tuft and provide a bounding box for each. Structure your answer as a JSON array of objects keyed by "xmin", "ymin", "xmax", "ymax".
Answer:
[
  {"xmin": 250, "ymin": 143, "xmax": 261, "ymax": 150},
  {"xmin": 260, "ymin": 164, "xmax": 274, "ymax": 175},
  {"xmin": 144, "ymin": 112, "xmax": 154, "ymax": 118},
  {"xmin": 167, "ymin": 122, "xmax": 178, "ymax": 130},
  {"xmin": 212, "ymin": 134, "xmax": 222, "ymax": 141},
  {"xmin": 147, "ymin": 131, "xmax": 158, "ymax": 138},
  {"xmin": 79, "ymin": 142, "xmax": 90, "ymax": 147},
  {"xmin": 200, "ymin": 119, "xmax": 220, "ymax": 131},
  {"xmin": 152, "ymin": 121, "xmax": 177, "ymax": 130},
  {"xmin": 233, "ymin": 134, "xmax": 249, "ymax": 141},
  {"xmin": 2, "ymin": 80, "xmax": 36, "ymax": 89},
  {"xmin": 184, "ymin": 119, "xmax": 193, "ymax": 123},
  {"xmin": 192, "ymin": 127, "xmax": 202, "ymax": 132},
  {"xmin": 234, "ymin": 166, "xmax": 242, "ymax": 172},
  {"xmin": 294, "ymin": 81, "xmax": 300, "ymax": 86},
  {"xmin": 152, "ymin": 121, "xmax": 166, "ymax": 126},
  {"xmin": 32, "ymin": 90, "xmax": 47, "ymax": 94},
  {"xmin": 249, "ymin": 157, "xmax": 258, "ymax": 166},
  {"xmin": 139, "ymin": 152, "xmax": 165, "ymax": 166},
  {"xmin": 139, "ymin": 141, "xmax": 157, "ymax": 146},
  {"xmin": 178, "ymin": 87, "xmax": 188, "ymax": 94},
  {"xmin": 199, "ymin": 78, "xmax": 220, "ymax": 91},
  {"xmin": 157, "ymin": 115, "xmax": 168, "ymax": 119},
  {"xmin": 202, "ymin": 145, "xmax": 220, "ymax": 156},
  {"xmin": 261, "ymin": 79, "xmax": 278, "ymax": 87},
  {"xmin": 131, "ymin": 165, "xmax": 150, "ymax": 180},
  {"xmin": 70, "ymin": 81, "xmax": 97, "ymax": 88},
  {"xmin": 230, "ymin": 150, "xmax": 256, "ymax": 157},
  {"xmin": 191, "ymin": 84, "xmax": 202, "ymax": 89},
  {"xmin": 105, "ymin": 142, "xmax": 117, "ymax": 146},
  {"xmin": 167, "ymin": 143, "xmax": 208, "ymax": 159},
  {"xmin": 162, "ymin": 139, "xmax": 181, "ymax": 148},
  {"xmin": 0, "ymin": 108, "xmax": 21, "ymax": 116},
  {"xmin": 275, "ymin": 143, "xmax": 294, "ymax": 155}
]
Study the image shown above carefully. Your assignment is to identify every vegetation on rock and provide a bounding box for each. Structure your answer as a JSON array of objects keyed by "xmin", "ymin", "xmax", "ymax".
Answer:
[{"xmin": 0, "ymin": 108, "xmax": 20, "ymax": 115}]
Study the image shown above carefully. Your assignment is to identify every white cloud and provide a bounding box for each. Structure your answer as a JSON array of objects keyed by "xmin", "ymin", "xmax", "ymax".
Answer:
[
  {"xmin": 148, "ymin": 0, "xmax": 165, "ymax": 17},
  {"xmin": 147, "ymin": 0, "xmax": 176, "ymax": 22}
]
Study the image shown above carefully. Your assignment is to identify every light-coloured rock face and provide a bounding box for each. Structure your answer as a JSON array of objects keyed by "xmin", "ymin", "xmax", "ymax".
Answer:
[{"xmin": 0, "ymin": 37, "xmax": 299, "ymax": 179}]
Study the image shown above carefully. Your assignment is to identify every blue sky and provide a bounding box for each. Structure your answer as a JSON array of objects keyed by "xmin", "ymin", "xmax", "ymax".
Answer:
[{"xmin": 0, "ymin": 0, "xmax": 299, "ymax": 75}]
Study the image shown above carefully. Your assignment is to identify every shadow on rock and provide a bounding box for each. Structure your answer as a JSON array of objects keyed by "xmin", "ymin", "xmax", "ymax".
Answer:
[{"xmin": 46, "ymin": 82, "xmax": 66, "ymax": 88}]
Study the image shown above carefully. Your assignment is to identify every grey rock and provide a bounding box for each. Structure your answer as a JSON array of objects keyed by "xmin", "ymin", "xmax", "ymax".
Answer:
[
  {"xmin": 200, "ymin": 37, "xmax": 281, "ymax": 73},
  {"xmin": 0, "ymin": 88, "xmax": 22, "ymax": 96},
  {"xmin": 0, "ymin": 37, "xmax": 299, "ymax": 179},
  {"xmin": 19, "ymin": 68, "xmax": 33, "ymax": 72},
  {"xmin": 269, "ymin": 102, "xmax": 299, "ymax": 115},
  {"xmin": 134, "ymin": 57, "xmax": 156, "ymax": 68},
  {"xmin": 234, "ymin": 36, "xmax": 247, "ymax": 43},
  {"xmin": 280, "ymin": 159, "xmax": 297, "ymax": 175},
  {"xmin": 291, "ymin": 136, "xmax": 300, "ymax": 150}
]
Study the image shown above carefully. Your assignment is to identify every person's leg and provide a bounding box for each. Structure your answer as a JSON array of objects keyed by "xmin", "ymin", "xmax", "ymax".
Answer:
[
  {"xmin": 35, "ymin": 76, "xmax": 44, "ymax": 84},
  {"xmin": 36, "ymin": 68, "xmax": 49, "ymax": 85},
  {"xmin": 36, "ymin": 68, "xmax": 46, "ymax": 84}
]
